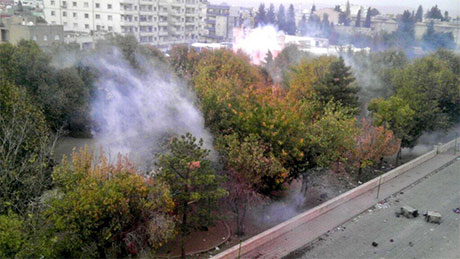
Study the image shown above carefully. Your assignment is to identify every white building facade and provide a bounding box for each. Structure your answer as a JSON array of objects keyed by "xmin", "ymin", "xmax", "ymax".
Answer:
[{"xmin": 43, "ymin": 0, "xmax": 207, "ymax": 47}]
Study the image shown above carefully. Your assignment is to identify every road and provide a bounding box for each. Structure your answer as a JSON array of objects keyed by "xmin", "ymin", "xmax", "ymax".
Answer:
[{"xmin": 287, "ymin": 159, "xmax": 460, "ymax": 259}]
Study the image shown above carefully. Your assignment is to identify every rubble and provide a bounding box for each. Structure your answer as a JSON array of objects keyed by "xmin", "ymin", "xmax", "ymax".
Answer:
[
  {"xmin": 372, "ymin": 241, "xmax": 378, "ymax": 247},
  {"xmin": 424, "ymin": 211, "xmax": 442, "ymax": 224},
  {"xmin": 400, "ymin": 206, "xmax": 419, "ymax": 218}
]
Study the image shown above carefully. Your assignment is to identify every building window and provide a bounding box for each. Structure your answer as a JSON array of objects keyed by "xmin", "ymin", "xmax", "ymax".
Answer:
[
  {"xmin": 85, "ymin": 24, "xmax": 89, "ymax": 29},
  {"xmin": 62, "ymin": 11, "xmax": 67, "ymax": 17},
  {"xmin": 51, "ymin": 11, "xmax": 55, "ymax": 16},
  {"xmin": 95, "ymin": 3, "xmax": 100, "ymax": 8},
  {"xmin": 62, "ymin": 1, "xmax": 66, "ymax": 6},
  {"xmin": 108, "ymin": 4, "xmax": 112, "ymax": 9},
  {"xmin": 73, "ymin": 12, "xmax": 77, "ymax": 18},
  {"xmin": 108, "ymin": 15, "xmax": 112, "ymax": 21},
  {"xmin": 96, "ymin": 25, "xmax": 101, "ymax": 30},
  {"xmin": 55, "ymin": 35, "xmax": 60, "ymax": 40},
  {"xmin": 43, "ymin": 35, "xmax": 48, "ymax": 41},
  {"xmin": 50, "ymin": 0, "xmax": 55, "ymax": 5},
  {"xmin": 108, "ymin": 26, "xmax": 113, "ymax": 31},
  {"xmin": 73, "ymin": 23, "xmax": 78, "ymax": 28},
  {"xmin": 95, "ymin": 14, "xmax": 100, "ymax": 19},
  {"xmin": 84, "ymin": 2, "xmax": 88, "ymax": 8},
  {"xmin": 72, "ymin": 2, "xmax": 76, "ymax": 7},
  {"xmin": 85, "ymin": 13, "xmax": 89, "ymax": 18}
]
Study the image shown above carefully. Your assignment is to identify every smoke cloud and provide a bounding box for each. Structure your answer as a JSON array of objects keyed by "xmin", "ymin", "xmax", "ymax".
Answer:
[
  {"xmin": 233, "ymin": 25, "xmax": 285, "ymax": 65},
  {"xmin": 88, "ymin": 49, "xmax": 213, "ymax": 171}
]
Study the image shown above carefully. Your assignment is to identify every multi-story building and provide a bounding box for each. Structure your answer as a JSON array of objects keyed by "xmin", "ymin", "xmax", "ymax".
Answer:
[
  {"xmin": 0, "ymin": 15, "xmax": 64, "ymax": 47},
  {"xmin": 43, "ymin": 0, "xmax": 206, "ymax": 48}
]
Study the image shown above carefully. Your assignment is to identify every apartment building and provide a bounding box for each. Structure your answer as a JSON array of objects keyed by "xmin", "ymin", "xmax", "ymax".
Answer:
[{"xmin": 43, "ymin": 0, "xmax": 206, "ymax": 47}]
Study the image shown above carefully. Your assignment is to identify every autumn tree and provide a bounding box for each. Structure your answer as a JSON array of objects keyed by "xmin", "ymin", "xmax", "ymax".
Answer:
[
  {"xmin": 352, "ymin": 118, "xmax": 401, "ymax": 179},
  {"xmin": 169, "ymin": 44, "xmax": 199, "ymax": 79},
  {"xmin": 157, "ymin": 133, "xmax": 227, "ymax": 258},
  {"xmin": 42, "ymin": 148, "xmax": 176, "ymax": 257}
]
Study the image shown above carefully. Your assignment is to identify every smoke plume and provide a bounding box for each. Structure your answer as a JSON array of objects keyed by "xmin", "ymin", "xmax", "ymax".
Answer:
[{"xmin": 88, "ymin": 49, "xmax": 213, "ymax": 171}]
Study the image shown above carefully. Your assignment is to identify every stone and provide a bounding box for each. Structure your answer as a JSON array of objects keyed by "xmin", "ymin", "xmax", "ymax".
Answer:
[
  {"xmin": 425, "ymin": 211, "xmax": 442, "ymax": 224},
  {"xmin": 401, "ymin": 206, "xmax": 419, "ymax": 218}
]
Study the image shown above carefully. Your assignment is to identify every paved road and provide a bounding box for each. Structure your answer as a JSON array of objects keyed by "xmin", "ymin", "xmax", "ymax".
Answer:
[{"xmin": 287, "ymin": 160, "xmax": 460, "ymax": 259}]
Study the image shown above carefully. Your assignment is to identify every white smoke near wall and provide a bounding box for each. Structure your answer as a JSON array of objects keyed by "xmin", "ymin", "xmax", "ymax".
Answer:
[
  {"xmin": 233, "ymin": 25, "xmax": 285, "ymax": 65},
  {"xmin": 88, "ymin": 49, "xmax": 214, "ymax": 171}
]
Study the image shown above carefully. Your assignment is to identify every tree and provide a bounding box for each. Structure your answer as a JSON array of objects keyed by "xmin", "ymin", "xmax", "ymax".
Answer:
[
  {"xmin": 355, "ymin": 9, "xmax": 362, "ymax": 27},
  {"xmin": 157, "ymin": 133, "xmax": 227, "ymax": 258},
  {"xmin": 396, "ymin": 10, "xmax": 415, "ymax": 48},
  {"xmin": 224, "ymin": 170, "xmax": 263, "ymax": 236},
  {"xmin": 344, "ymin": 0, "xmax": 351, "ymax": 26},
  {"xmin": 426, "ymin": 5, "xmax": 443, "ymax": 20},
  {"xmin": 351, "ymin": 118, "xmax": 400, "ymax": 179},
  {"xmin": 44, "ymin": 148, "xmax": 176, "ymax": 257},
  {"xmin": 255, "ymin": 3, "xmax": 266, "ymax": 27},
  {"xmin": 364, "ymin": 7, "xmax": 372, "ymax": 28},
  {"xmin": 286, "ymin": 4, "xmax": 296, "ymax": 35},
  {"xmin": 415, "ymin": 5, "xmax": 423, "ymax": 22},
  {"xmin": 276, "ymin": 4, "xmax": 286, "ymax": 32},
  {"xmin": 368, "ymin": 96, "xmax": 416, "ymax": 164},
  {"xmin": 443, "ymin": 11, "xmax": 449, "ymax": 22},
  {"xmin": 169, "ymin": 44, "xmax": 199, "ymax": 79},
  {"xmin": 267, "ymin": 4, "xmax": 276, "ymax": 25},
  {"xmin": 288, "ymin": 57, "xmax": 359, "ymax": 111},
  {"xmin": 299, "ymin": 14, "xmax": 308, "ymax": 35},
  {"xmin": 0, "ymin": 81, "xmax": 56, "ymax": 215}
]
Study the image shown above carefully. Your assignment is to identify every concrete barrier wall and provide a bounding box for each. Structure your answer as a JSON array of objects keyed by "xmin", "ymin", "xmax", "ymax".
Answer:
[
  {"xmin": 213, "ymin": 140, "xmax": 459, "ymax": 259},
  {"xmin": 438, "ymin": 137, "xmax": 460, "ymax": 154}
]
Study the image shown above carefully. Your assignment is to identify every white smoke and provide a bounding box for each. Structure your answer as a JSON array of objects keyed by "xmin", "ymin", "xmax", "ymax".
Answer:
[
  {"xmin": 89, "ymin": 50, "xmax": 214, "ymax": 171},
  {"xmin": 233, "ymin": 25, "xmax": 285, "ymax": 65}
]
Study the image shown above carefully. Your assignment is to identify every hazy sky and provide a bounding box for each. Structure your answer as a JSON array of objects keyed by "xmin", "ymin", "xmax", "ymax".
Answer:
[{"xmin": 212, "ymin": 0, "xmax": 460, "ymax": 16}]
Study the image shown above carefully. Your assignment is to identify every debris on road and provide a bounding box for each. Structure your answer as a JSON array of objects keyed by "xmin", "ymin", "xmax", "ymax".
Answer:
[
  {"xmin": 409, "ymin": 242, "xmax": 414, "ymax": 247},
  {"xmin": 375, "ymin": 202, "xmax": 390, "ymax": 210},
  {"xmin": 390, "ymin": 239, "xmax": 394, "ymax": 243},
  {"xmin": 372, "ymin": 242, "xmax": 378, "ymax": 247},
  {"xmin": 424, "ymin": 211, "xmax": 442, "ymax": 224},
  {"xmin": 400, "ymin": 206, "xmax": 419, "ymax": 218}
]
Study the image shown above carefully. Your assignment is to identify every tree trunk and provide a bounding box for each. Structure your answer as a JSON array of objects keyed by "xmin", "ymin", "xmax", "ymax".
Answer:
[
  {"xmin": 235, "ymin": 206, "xmax": 241, "ymax": 236},
  {"xmin": 379, "ymin": 157, "xmax": 384, "ymax": 169},
  {"xmin": 239, "ymin": 206, "xmax": 247, "ymax": 236},
  {"xmin": 395, "ymin": 148, "xmax": 402, "ymax": 167},
  {"xmin": 358, "ymin": 166, "xmax": 363, "ymax": 181},
  {"xmin": 181, "ymin": 200, "xmax": 188, "ymax": 259}
]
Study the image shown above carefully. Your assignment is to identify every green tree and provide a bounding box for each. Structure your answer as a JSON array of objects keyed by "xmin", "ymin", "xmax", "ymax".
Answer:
[
  {"xmin": 426, "ymin": 5, "xmax": 443, "ymax": 20},
  {"xmin": 267, "ymin": 3, "xmax": 276, "ymax": 24},
  {"xmin": 415, "ymin": 5, "xmax": 423, "ymax": 22},
  {"xmin": 368, "ymin": 96, "xmax": 416, "ymax": 162},
  {"xmin": 255, "ymin": 3, "xmax": 266, "ymax": 27},
  {"xmin": 286, "ymin": 4, "xmax": 296, "ymax": 35},
  {"xmin": 0, "ymin": 213, "xmax": 26, "ymax": 257},
  {"xmin": 276, "ymin": 4, "xmax": 286, "ymax": 31},
  {"xmin": 364, "ymin": 7, "xmax": 372, "ymax": 28},
  {"xmin": 0, "ymin": 81, "xmax": 56, "ymax": 215},
  {"xmin": 355, "ymin": 9, "xmax": 362, "ymax": 27},
  {"xmin": 157, "ymin": 133, "xmax": 227, "ymax": 258}
]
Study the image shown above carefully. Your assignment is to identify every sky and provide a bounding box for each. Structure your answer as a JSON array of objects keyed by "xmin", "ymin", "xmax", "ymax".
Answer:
[{"xmin": 213, "ymin": 0, "xmax": 460, "ymax": 17}]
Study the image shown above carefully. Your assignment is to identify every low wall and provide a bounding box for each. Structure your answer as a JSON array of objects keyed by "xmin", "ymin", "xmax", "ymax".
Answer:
[
  {"xmin": 213, "ymin": 139, "xmax": 458, "ymax": 259},
  {"xmin": 437, "ymin": 137, "xmax": 460, "ymax": 154}
]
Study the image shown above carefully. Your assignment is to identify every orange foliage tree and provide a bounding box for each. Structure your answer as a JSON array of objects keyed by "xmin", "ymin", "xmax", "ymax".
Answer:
[{"xmin": 352, "ymin": 118, "xmax": 401, "ymax": 179}]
